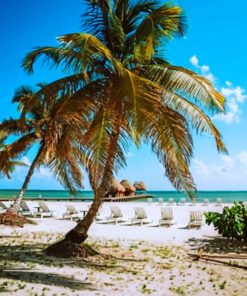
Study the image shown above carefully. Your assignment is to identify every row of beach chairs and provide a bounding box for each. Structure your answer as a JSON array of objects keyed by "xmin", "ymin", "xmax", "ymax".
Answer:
[
  {"xmin": 96, "ymin": 206, "xmax": 204, "ymax": 228},
  {"xmin": 0, "ymin": 201, "xmax": 210, "ymax": 227},
  {"xmin": 0, "ymin": 200, "xmax": 86, "ymax": 220},
  {"xmin": 148, "ymin": 197, "xmax": 223, "ymax": 206}
]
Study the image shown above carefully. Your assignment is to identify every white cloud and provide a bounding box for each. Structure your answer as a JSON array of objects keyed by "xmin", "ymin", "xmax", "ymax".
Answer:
[
  {"xmin": 189, "ymin": 55, "xmax": 199, "ymax": 67},
  {"xmin": 34, "ymin": 167, "xmax": 52, "ymax": 179},
  {"xmin": 213, "ymin": 82, "xmax": 247, "ymax": 124},
  {"xmin": 237, "ymin": 151, "xmax": 247, "ymax": 167},
  {"xmin": 126, "ymin": 152, "xmax": 135, "ymax": 158},
  {"xmin": 21, "ymin": 156, "xmax": 31, "ymax": 166},
  {"xmin": 189, "ymin": 55, "xmax": 215, "ymax": 82},
  {"xmin": 191, "ymin": 151, "xmax": 247, "ymax": 190},
  {"xmin": 221, "ymin": 85, "xmax": 247, "ymax": 103},
  {"xmin": 221, "ymin": 155, "xmax": 235, "ymax": 168}
]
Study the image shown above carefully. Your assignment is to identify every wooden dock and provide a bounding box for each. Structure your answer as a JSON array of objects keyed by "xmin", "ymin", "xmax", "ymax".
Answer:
[
  {"xmin": 103, "ymin": 195, "xmax": 153, "ymax": 202},
  {"xmin": 0, "ymin": 195, "xmax": 153, "ymax": 202}
]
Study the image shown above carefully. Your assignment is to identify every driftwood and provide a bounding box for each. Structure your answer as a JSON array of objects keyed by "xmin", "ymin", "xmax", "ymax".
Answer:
[{"xmin": 188, "ymin": 248, "xmax": 247, "ymax": 270}]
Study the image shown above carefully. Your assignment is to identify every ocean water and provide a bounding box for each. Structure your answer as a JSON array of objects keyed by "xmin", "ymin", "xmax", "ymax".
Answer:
[{"xmin": 0, "ymin": 189, "xmax": 247, "ymax": 203}]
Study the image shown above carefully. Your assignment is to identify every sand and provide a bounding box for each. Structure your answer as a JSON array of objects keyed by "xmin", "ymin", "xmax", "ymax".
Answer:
[{"xmin": 0, "ymin": 201, "xmax": 247, "ymax": 295}]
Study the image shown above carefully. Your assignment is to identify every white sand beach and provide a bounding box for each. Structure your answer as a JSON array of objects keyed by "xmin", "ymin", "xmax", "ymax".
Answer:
[
  {"xmin": 1, "ymin": 201, "xmax": 247, "ymax": 295},
  {"xmin": 0, "ymin": 201, "xmax": 226, "ymax": 244}
]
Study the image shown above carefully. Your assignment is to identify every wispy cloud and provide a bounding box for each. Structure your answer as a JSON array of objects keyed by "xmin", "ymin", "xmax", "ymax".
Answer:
[
  {"xmin": 189, "ymin": 55, "xmax": 247, "ymax": 124},
  {"xmin": 213, "ymin": 81, "xmax": 247, "ymax": 124},
  {"xmin": 191, "ymin": 151, "xmax": 247, "ymax": 190},
  {"xmin": 189, "ymin": 55, "xmax": 215, "ymax": 82}
]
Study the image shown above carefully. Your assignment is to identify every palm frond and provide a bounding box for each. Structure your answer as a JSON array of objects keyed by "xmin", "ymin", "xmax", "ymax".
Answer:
[
  {"xmin": 81, "ymin": 106, "xmax": 113, "ymax": 188},
  {"xmin": 112, "ymin": 69, "xmax": 161, "ymax": 145},
  {"xmin": 133, "ymin": 3, "xmax": 187, "ymax": 62},
  {"xmin": 163, "ymin": 90, "xmax": 228, "ymax": 153},
  {"xmin": 141, "ymin": 64, "xmax": 225, "ymax": 112},
  {"xmin": 0, "ymin": 133, "xmax": 37, "ymax": 161},
  {"xmin": 145, "ymin": 105, "xmax": 196, "ymax": 197}
]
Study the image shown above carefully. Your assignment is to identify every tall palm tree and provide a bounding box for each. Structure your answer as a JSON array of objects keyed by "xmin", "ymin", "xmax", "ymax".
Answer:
[
  {"xmin": 21, "ymin": 0, "xmax": 227, "ymax": 256},
  {"xmin": 0, "ymin": 84, "xmax": 90, "ymax": 224}
]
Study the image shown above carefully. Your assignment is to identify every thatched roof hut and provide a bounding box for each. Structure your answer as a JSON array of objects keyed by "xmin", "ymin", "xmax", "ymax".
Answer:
[
  {"xmin": 133, "ymin": 181, "xmax": 147, "ymax": 191},
  {"xmin": 106, "ymin": 178, "xmax": 126, "ymax": 197},
  {"xmin": 120, "ymin": 179, "xmax": 136, "ymax": 196}
]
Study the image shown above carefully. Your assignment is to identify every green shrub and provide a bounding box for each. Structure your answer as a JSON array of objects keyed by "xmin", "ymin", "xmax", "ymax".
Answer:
[{"xmin": 205, "ymin": 202, "xmax": 247, "ymax": 241}]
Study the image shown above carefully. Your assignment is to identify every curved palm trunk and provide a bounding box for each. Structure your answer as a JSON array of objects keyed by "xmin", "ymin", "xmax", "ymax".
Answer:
[
  {"xmin": 45, "ymin": 126, "xmax": 120, "ymax": 256},
  {"xmin": 6, "ymin": 146, "xmax": 44, "ymax": 215}
]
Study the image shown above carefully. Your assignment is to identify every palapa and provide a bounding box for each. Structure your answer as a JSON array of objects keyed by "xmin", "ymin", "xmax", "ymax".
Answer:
[
  {"xmin": 133, "ymin": 181, "xmax": 147, "ymax": 191},
  {"xmin": 106, "ymin": 178, "xmax": 126, "ymax": 197},
  {"xmin": 120, "ymin": 179, "xmax": 136, "ymax": 196}
]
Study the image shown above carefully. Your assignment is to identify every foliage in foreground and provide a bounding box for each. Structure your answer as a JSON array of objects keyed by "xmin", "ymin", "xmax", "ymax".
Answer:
[{"xmin": 205, "ymin": 202, "xmax": 247, "ymax": 241}]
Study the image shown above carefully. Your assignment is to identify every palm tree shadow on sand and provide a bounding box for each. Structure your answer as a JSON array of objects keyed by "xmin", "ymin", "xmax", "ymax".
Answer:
[
  {"xmin": 186, "ymin": 236, "xmax": 247, "ymax": 254},
  {"xmin": 0, "ymin": 267, "xmax": 96, "ymax": 291}
]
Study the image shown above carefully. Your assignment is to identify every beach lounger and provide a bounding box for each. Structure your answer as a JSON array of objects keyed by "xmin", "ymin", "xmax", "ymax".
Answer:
[
  {"xmin": 147, "ymin": 198, "xmax": 153, "ymax": 205},
  {"xmin": 179, "ymin": 198, "xmax": 186, "ymax": 205},
  {"xmin": 128, "ymin": 207, "xmax": 152, "ymax": 226},
  {"xmin": 97, "ymin": 206, "xmax": 127, "ymax": 224},
  {"xmin": 216, "ymin": 198, "xmax": 222, "ymax": 206},
  {"xmin": 19, "ymin": 200, "xmax": 34, "ymax": 217},
  {"xmin": 157, "ymin": 198, "xmax": 163, "ymax": 206},
  {"xmin": 62, "ymin": 205, "xmax": 84, "ymax": 220},
  {"xmin": 203, "ymin": 199, "xmax": 209, "ymax": 206},
  {"xmin": 34, "ymin": 200, "xmax": 53, "ymax": 218},
  {"xmin": 159, "ymin": 207, "xmax": 176, "ymax": 227},
  {"xmin": 190, "ymin": 199, "xmax": 197, "ymax": 206},
  {"xmin": 188, "ymin": 211, "xmax": 203, "ymax": 228},
  {"xmin": 168, "ymin": 198, "xmax": 175, "ymax": 206}
]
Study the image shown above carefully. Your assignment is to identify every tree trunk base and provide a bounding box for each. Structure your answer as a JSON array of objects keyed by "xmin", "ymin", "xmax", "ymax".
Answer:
[
  {"xmin": 0, "ymin": 211, "xmax": 37, "ymax": 227},
  {"xmin": 45, "ymin": 239, "xmax": 98, "ymax": 258}
]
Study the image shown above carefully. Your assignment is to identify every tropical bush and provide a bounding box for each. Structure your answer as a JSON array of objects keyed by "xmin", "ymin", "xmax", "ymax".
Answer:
[{"xmin": 205, "ymin": 202, "xmax": 247, "ymax": 241}]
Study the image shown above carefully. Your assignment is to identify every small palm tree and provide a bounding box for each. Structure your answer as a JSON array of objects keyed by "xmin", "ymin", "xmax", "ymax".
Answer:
[
  {"xmin": 0, "ymin": 85, "xmax": 89, "ymax": 225},
  {"xmin": 0, "ymin": 131, "xmax": 27, "ymax": 179},
  {"xmin": 20, "ymin": 0, "xmax": 227, "ymax": 256}
]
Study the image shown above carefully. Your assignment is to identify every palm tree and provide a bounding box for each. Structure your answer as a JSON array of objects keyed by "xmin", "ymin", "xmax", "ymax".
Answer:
[
  {"xmin": 21, "ymin": 0, "xmax": 227, "ymax": 256},
  {"xmin": 0, "ymin": 84, "xmax": 90, "ymax": 224},
  {"xmin": 0, "ymin": 131, "xmax": 27, "ymax": 179}
]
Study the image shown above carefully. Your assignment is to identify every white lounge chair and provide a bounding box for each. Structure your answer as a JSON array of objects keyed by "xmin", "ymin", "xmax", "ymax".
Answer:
[
  {"xmin": 168, "ymin": 198, "xmax": 175, "ymax": 206},
  {"xmin": 34, "ymin": 200, "xmax": 53, "ymax": 218},
  {"xmin": 62, "ymin": 205, "xmax": 84, "ymax": 220},
  {"xmin": 190, "ymin": 199, "xmax": 197, "ymax": 206},
  {"xmin": 129, "ymin": 207, "xmax": 152, "ymax": 226},
  {"xmin": 216, "ymin": 198, "xmax": 223, "ymax": 206},
  {"xmin": 203, "ymin": 199, "xmax": 209, "ymax": 206},
  {"xmin": 157, "ymin": 198, "xmax": 163, "ymax": 206},
  {"xmin": 179, "ymin": 198, "xmax": 186, "ymax": 205},
  {"xmin": 19, "ymin": 200, "xmax": 34, "ymax": 217},
  {"xmin": 97, "ymin": 206, "xmax": 127, "ymax": 224},
  {"xmin": 188, "ymin": 211, "xmax": 203, "ymax": 228},
  {"xmin": 147, "ymin": 198, "xmax": 153, "ymax": 205},
  {"xmin": 159, "ymin": 207, "xmax": 176, "ymax": 227}
]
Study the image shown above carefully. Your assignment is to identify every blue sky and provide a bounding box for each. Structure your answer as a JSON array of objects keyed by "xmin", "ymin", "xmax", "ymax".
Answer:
[{"xmin": 1, "ymin": 0, "xmax": 247, "ymax": 190}]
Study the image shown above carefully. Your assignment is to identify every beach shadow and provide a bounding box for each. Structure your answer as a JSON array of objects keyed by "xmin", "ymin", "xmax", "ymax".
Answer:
[
  {"xmin": 1, "ymin": 267, "xmax": 96, "ymax": 291},
  {"xmin": 186, "ymin": 236, "xmax": 247, "ymax": 254},
  {"xmin": 0, "ymin": 242, "xmax": 130, "ymax": 272}
]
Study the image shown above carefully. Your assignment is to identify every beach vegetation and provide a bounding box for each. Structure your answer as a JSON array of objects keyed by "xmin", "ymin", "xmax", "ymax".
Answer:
[
  {"xmin": 205, "ymin": 202, "xmax": 247, "ymax": 241},
  {"xmin": 0, "ymin": 0, "xmax": 227, "ymax": 256}
]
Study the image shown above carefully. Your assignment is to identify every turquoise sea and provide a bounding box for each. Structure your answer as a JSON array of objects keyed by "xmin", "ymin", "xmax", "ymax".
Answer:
[{"xmin": 0, "ymin": 190, "xmax": 247, "ymax": 203}]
